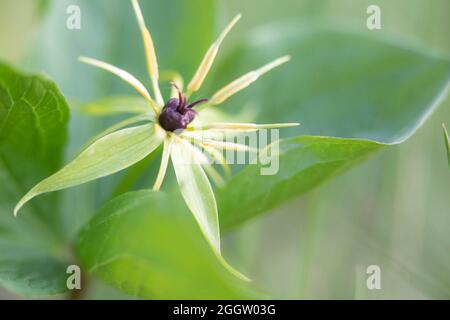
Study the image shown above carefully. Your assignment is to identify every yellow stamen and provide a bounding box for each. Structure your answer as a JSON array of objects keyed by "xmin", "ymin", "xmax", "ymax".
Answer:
[
  {"xmin": 187, "ymin": 14, "xmax": 242, "ymax": 94},
  {"xmin": 190, "ymin": 138, "xmax": 231, "ymax": 177},
  {"xmin": 78, "ymin": 56, "xmax": 158, "ymax": 114},
  {"xmin": 210, "ymin": 55, "xmax": 291, "ymax": 105},
  {"xmin": 131, "ymin": 0, "xmax": 164, "ymax": 106},
  {"xmin": 180, "ymin": 138, "xmax": 225, "ymax": 187},
  {"xmin": 202, "ymin": 139, "xmax": 255, "ymax": 152},
  {"xmin": 203, "ymin": 164, "xmax": 225, "ymax": 187},
  {"xmin": 183, "ymin": 131, "xmax": 255, "ymax": 153},
  {"xmin": 188, "ymin": 122, "xmax": 300, "ymax": 131}
]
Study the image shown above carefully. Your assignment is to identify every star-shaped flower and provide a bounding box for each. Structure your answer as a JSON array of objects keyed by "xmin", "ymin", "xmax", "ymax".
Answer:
[{"xmin": 14, "ymin": 0, "xmax": 298, "ymax": 277}]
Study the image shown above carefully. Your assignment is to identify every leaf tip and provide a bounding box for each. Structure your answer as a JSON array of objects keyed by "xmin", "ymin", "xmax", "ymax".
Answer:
[
  {"xmin": 78, "ymin": 56, "xmax": 94, "ymax": 66},
  {"xmin": 13, "ymin": 193, "xmax": 34, "ymax": 217},
  {"xmin": 13, "ymin": 203, "xmax": 22, "ymax": 217}
]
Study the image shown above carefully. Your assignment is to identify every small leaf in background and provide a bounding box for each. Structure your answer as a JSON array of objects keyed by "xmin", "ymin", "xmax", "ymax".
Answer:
[
  {"xmin": 14, "ymin": 123, "xmax": 164, "ymax": 216},
  {"xmin": 76, "ymin": 191, "xmax": 262, "ymax": 299},
  {"xmin": 443, "ymin": 123, "xmax": 450, "ymax": 169}
]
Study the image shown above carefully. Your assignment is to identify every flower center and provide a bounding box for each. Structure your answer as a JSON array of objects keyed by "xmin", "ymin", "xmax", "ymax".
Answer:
[{"xmin": 158, "ymin": 84, "xmax": 208, "ymax": 132}]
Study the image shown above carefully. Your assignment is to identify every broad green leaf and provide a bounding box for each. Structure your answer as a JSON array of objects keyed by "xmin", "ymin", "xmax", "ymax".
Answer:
[
  {"xmin": 444, "ymin": 123, "xmax": 450, "ymax": 169},
  {"xmin": 170, "ymin": 138, "xmax": 220, "ymax": 254},
  {"xmin": 77, "ymin": 96, "xmax": 150, "ymax": 116},
  {"xmin": 211, "ymin": 25, "xmax": 450, "ymax": 228},
  {"xmin": 76, "ymin": 190, "xmax": 262, "ymax": 299},
  {"xmin": 219, "ymin": 137, "xmax": 383, "ymax": 229},
  {"xmin": 0, "ymin": 62, "xmax": 69, "ymax": 196},
  {"xmin": 0, "ymin": 62, "xmax": 70, "ymax": 296},
  {"xmin": 211, "ymin": 26, "xmax": 450, "ymax": 143},
  {"xmin": 14, "ymin": 124, "xmax": 164, "ymax": 216}
]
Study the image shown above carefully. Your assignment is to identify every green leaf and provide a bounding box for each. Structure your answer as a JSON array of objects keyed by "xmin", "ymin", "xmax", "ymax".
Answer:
[
  {"xmin": 14, "ymin": 123, "xmax": 163, "ymax": 216},
  {"xmin": 443, "ymin": 123, "xmax": 450, "ymax": 169},
  {"xmin": 0, "ymin": 62, "xmax": 70, "ymax": 296},
  {"xmin": 219, "ymin": 136, "xmax": 382, "ymax": 229},
  {"xmin": 170, "ymin": 138, "xmax": 220, "ymax": 254},
  {"xmin": 211, "ymin": 26, "xmax": 450, "ymax": 228},
  {"xmin": 211, "ymin": 26, "xmax": 450, "ymax": 143},
  {"xmin": 76, "ymin": 96, "xmax": 150, "ymax": 116},
  {"xmin": 0, "ymin": 62, "xmax": 69, "ymax": 195},
  {"xmin": 75, "ymin": 190, "xmax": 262, "ymax": 299}
]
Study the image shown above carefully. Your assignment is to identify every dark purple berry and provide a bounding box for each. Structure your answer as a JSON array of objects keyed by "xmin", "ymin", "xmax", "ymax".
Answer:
[{"xmin": 158, "ymin": 84, "xmax": 208, "ymax": 132}]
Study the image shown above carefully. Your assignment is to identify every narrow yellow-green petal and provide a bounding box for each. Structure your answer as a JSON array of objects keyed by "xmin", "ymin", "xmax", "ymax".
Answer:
[
  {"xmin": 187, "ymin": 14, "xmax": 241, "ymax": 94},
  {"xmin": 78, "ymin": 56, "xmax": 157, "ymax": 113},
  {"xmin": 171, "ymin": 138, "xmax": 249, "ymax": 281},
  {"xmin": 171, "ymin": 138, "xmax": 221, "ymax": 253},
  {"xmin": 210, "ymin": 55, "xmax": 291, "ymax": 105},
  {"xmin": 153, "ymin": 137, "xmax": 173, "ymax": 191},
  {"xmin": 131, "ymin": 0, "xmax": 164, "ymax": 106}
]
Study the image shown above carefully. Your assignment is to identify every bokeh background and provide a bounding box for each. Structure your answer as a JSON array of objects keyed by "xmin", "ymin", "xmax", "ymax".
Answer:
[{"xmin": 0, "ymin": 0, "xmax": 449, "ymax": 299}]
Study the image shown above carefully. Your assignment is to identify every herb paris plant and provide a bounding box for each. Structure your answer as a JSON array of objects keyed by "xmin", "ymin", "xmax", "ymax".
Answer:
[{"xmin": 13, "ymin": 0, "xmax": 298, "ymax": 275}]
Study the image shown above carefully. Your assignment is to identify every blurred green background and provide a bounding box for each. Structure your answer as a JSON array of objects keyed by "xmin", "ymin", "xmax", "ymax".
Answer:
[{"xmin": 0, "ymin": 0, "xmax": 449, "ymax": 299}]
